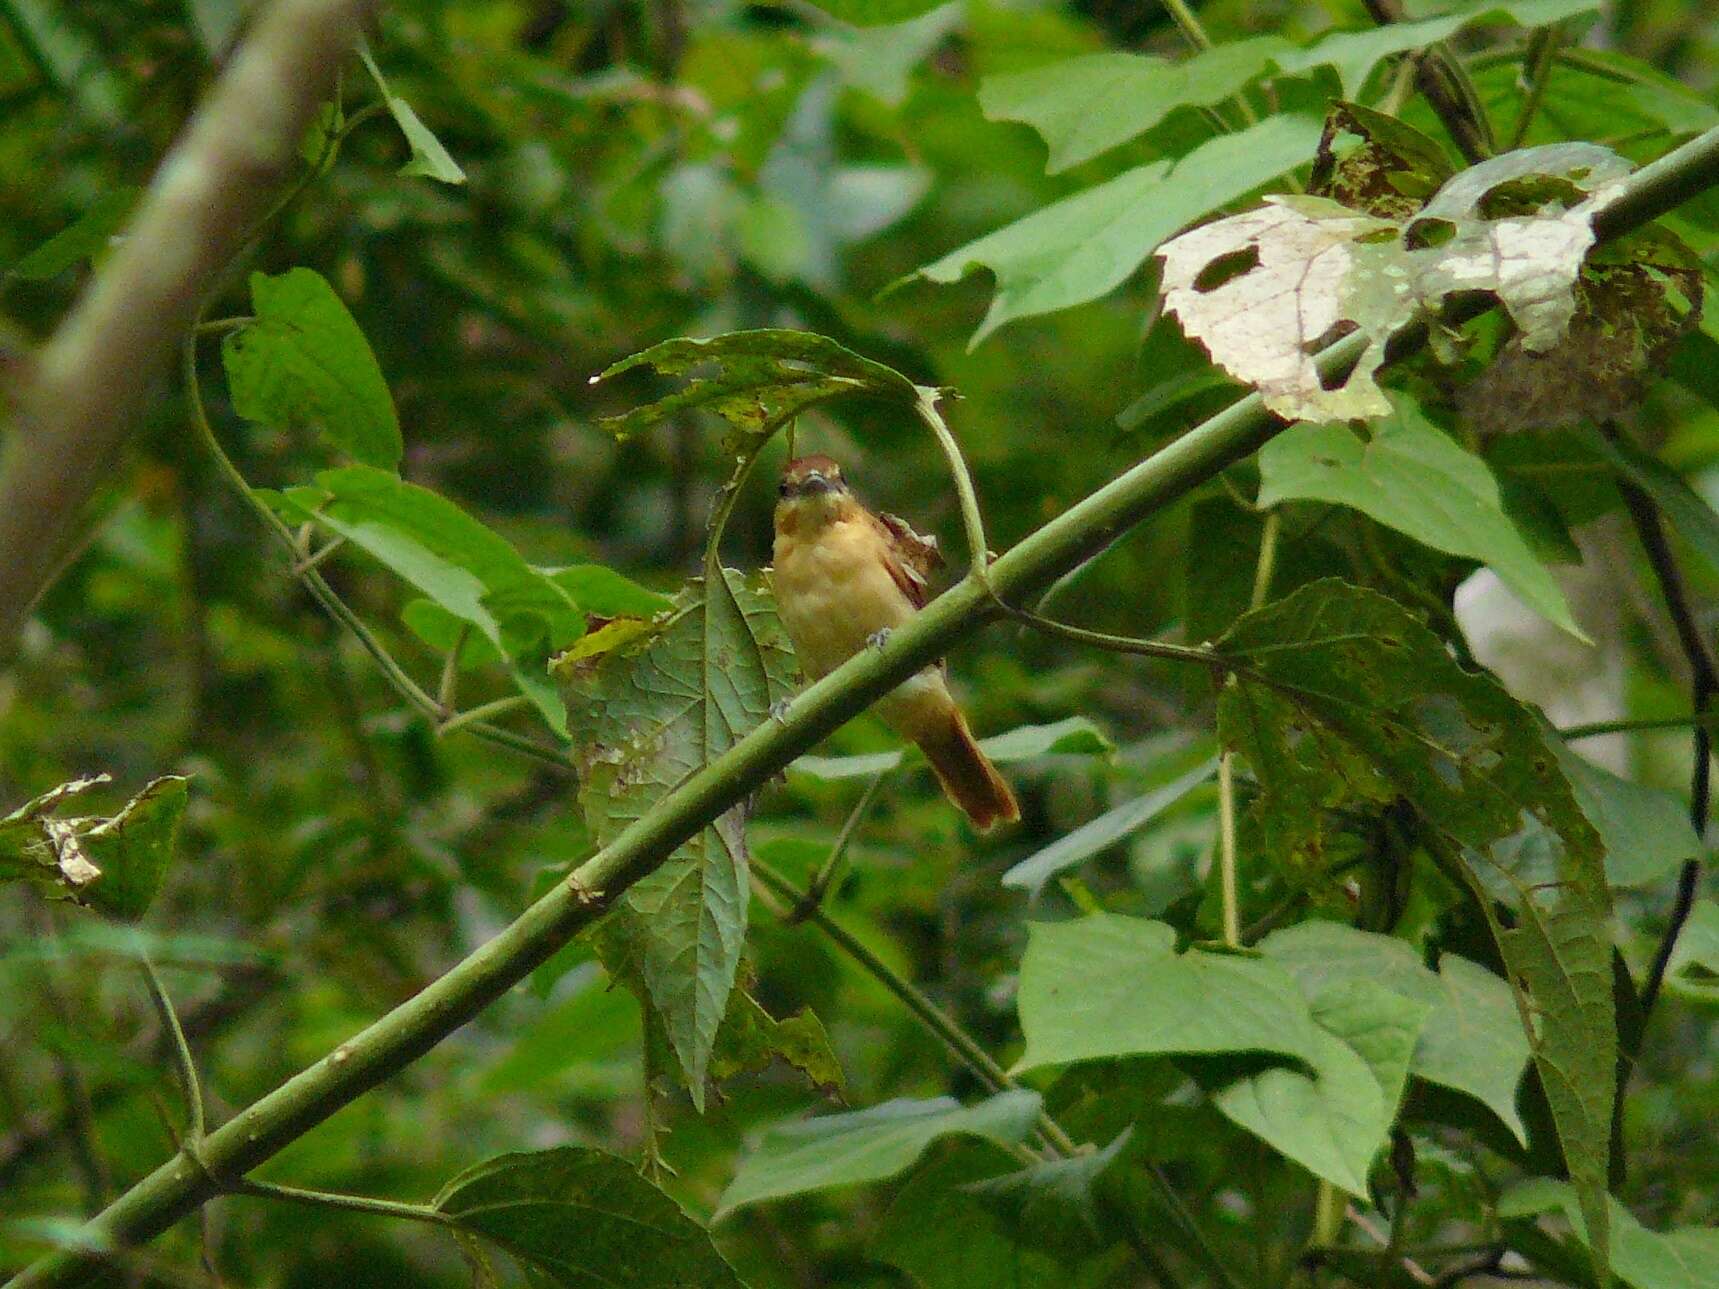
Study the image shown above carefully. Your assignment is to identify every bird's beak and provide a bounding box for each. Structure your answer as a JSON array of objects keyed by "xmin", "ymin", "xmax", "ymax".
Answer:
[{"xmin": 796, "ymin": 472, "xmax": 836, "ymax": 496}]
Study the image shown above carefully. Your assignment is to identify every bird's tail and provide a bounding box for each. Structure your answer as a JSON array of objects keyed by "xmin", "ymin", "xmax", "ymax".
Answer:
[{"xmin": 917, "ymin": 706, "xmax": 1020, "ymax": 831}]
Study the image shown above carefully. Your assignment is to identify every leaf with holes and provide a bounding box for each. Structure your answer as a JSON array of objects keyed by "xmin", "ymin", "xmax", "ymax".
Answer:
[
  {"xmin": 1158, "ymin": 144, "xmax": 1634, "ymax": 422},
  {"xmin": 592, "ymin": 329, "xmax": 920, "ymax": 444},
  {"xmin": 555, "ymin": 570, "xmax": 797, "ymax": 1103},
  {"xmin": 1215, "ymin": 580, "xmax": 1613, "ymax": 1276}
]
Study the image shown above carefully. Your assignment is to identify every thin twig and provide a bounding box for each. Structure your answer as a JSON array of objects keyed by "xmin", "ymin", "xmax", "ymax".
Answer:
[
  {"xmin": 787, "ymin": 769, "xmax": 889, "ymax": 923},
  {"xmin": 1509, "ymin": 23, "xmax": 1563, "ymax": 150},
  {"xmin": 995, "ymin": 600, "xmax": 1230, "ymax": 669},
  {"xmin": 1559, "ymin": 713, "xmax": 1719, "ymax": 740},
  {"xmin": 233, "ymin": 1178, "xmax": 451, "ymax": 1227},
  {"xmin": 913, "ymin": 388, "xmax": 990, "ymax": 574},
  {"xmin": 139, "ymin": 953, "xmax": 205, "ymax": 1143},
  {"xmin": 1217, "ymin": 753, "xmax": 1241, "ymax": 948}
]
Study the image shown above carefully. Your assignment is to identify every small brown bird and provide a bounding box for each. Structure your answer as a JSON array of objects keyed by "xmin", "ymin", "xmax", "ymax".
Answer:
[{"xmin": 770, "ymin": 456, "xmax": 1019, "ymax": 830}]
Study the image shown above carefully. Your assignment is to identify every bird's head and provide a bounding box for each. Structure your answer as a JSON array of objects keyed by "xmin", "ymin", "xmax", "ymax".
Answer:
[{"xmin": 776, "ymin": 455, "xmax": 856, "ymax": 529}]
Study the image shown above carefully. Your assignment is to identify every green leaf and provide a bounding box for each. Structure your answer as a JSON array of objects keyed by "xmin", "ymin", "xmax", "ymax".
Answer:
[
  {"xmin": 917, "ymin": 113, "xmax": 1322, "ymax": 347},
  {"xmin": 557, "ymin": 571, "xmax": 798, "ymax": 1102},
  {"xmin": 1257, "ymin": 400, "xmax": 1583, "ymax": 638},
  {"xmin": 1012, "ymin": 913, "xmax": 1322, "ymax": 1073},
  {"xmin": 872, "ymin": 1145, "xmax": 1123, "ymax": 1289},
  {"xmin": 978, "ymin": 38, "xmax": 1295, "ymax": 173},
  {"xmin": 222, "ymin": 268, "xmax": 402, "ymax": 469},
  {"xmin": 1549, "ymin": 737, "xmax": 1702, "ymax": 888},
  {"xmin": 434, "ymin": 1147, "xmax": 743, "ymax": 1287},
  {"xmin": 709, "ymin": 988, "xmax": 847, "ymax": 1099},
  {"xmin": 1210, "ymin": 976, "xmax": 1430, "ymax": 1194},
  {"xmin": 1664, "ymin": 900, "xmax": 1719, "ymax": 1006},
  {"xmin": 544, "ymin": 565, "xmax": 673, "ymax": 619},
  {"xmin": 1002, "ymin": 759, "xmax": 1217, "ymax": 897},
  {"xmin": 592, "ymin": 328, "xmax": 921, "ymax": 443},
  {"xmin": 0, "ymin": 775, "xmax": 187, "ymax": 922},
  {"xmin": 1500, "ymin": 1180, "xmax": 1719, "ymax": 1289},
  {"xmin": 8, "ymin": 188, "xmax": 136, "ymax": 279},
  {"xmin": 1278, "ymin": 0, "xmax": 1601, "ymax": 96},
  {"xmin": 1258, "ymin": 921, "xmax": 1531, "ymax": 1145},
  {"xmin": 356, "ymin": 42, "xmax": 466, "ymax": 184},
  {"xmin": 277, "ymin": 465, "xmax": 578, "ymax": 734},
  {"xmin": 962, "ymin": 1128, "xmax": 1133, "ymax": 1260},
  {"xmin": 795, "ymin": 0, "xmax": 952, "ymax": 26},
  {"xmin": 1586, "ymin": 430, "xmax": 1719, "ymax": 577},
  {"xmin": 714, "ymin": 1090, "xmax": 1042, "ymax": 1218},
  {"xmin": 1216, "ymin": 580, "xmax": 1614, "ymax": 1275},
  {"xmin": 791, "ymin": 716, "xmax": 1113, "ymax": 781}
]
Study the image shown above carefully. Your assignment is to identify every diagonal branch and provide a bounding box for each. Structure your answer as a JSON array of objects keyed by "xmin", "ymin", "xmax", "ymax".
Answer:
[
  {"xmin": 0, "ymin": 0, "xmax": 381, "ymax": 652},
  {"xmin": 10, "ymin": 121, "xmax": 1719, "ymax": 1289}
]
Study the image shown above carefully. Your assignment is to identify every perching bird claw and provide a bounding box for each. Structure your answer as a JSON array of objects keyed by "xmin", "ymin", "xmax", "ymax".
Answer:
[{"xmin": 866, "ymin": 628, "xmax": 892, "ymax": 651}]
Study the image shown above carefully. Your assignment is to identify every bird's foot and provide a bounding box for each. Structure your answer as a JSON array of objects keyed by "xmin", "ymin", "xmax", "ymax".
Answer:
[
  {"xmin": 866, "ymin": 628, "xmax": 892, "ymax": 651},
  {"xmin": 769, "ymin": 698, "xmax": 792, "ymax": 725}
]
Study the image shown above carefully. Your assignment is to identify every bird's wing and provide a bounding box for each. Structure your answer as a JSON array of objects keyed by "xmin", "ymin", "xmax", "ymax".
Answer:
[{"xmin": 872, "ymin": 511, "xmax": 942, "ymax": 609}]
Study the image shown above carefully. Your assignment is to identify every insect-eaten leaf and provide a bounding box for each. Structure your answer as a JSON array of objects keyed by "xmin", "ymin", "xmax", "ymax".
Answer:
[
  {"xmin": 1215, "ymin": 580, "xmax": 1613, "ymax": 1277},
  {"xmin": 222, "ymin": 268, "xmax": 402, "ymax": 470},
  {"xmin": 1158, "ymin": 143, "xmax": 1636, "ymax": 423},
  {"xmin": 434, "ymin": 1147, "xmax": 743, "ymax": 1288},
  {"xmin": 0, "ymin": 775, "xmax": 188, "ymax": 922},
  {"xmin": 556, "ymin": 570, "xmax": 798, "ymax": 1106},
  {"xmin": 590, "ymin": 328, "xmax": 921, "ymax": 445}
]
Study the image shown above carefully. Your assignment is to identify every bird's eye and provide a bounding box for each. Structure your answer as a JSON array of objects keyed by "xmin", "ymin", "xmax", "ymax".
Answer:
[{"xmin": 778, "ymin": 478, "xmax": 791, "ymax": 497}]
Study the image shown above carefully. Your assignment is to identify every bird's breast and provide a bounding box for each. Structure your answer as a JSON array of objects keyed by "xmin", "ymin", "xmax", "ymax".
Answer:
[{"xmin": 771, "ymin": 518, "xmax": 917, "ymax": 680}]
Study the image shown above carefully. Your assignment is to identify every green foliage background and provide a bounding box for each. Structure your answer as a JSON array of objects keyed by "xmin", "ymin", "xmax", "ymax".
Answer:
[{"xmin": 2, "ymin": 0, "xmax": 1718, "ymax": 1285}]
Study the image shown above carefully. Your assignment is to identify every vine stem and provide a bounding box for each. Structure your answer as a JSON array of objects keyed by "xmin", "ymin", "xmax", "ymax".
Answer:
[
  {"xmin": 10, "ymin": 123, "xmax": 1719, "ymax": 1289},
  {"xmin": 139, "ymin": 953, "xmax": 205, "ymax": 1144},
  {"xmin": 913, "ymin": 387, "xmax": 990, "ymax": 574}
]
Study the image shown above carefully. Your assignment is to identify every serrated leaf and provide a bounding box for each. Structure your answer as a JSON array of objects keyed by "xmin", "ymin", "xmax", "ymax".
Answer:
[
  {"xmin": 1257, "ymin": 399, "xmax": 1582, "ymax": 637},
  {"xmin": 791, "ymin": 716, "xmax": 1112, "ymax": 782},
  {"xmin": 918, "ymin": 114, "xmax": 1322, "ymax": 347},
  {"xmin": 714, "ymin": 1090, "xmax": 1042, "ymax": 1218},
  {"xmin": 434, "ymin": 1147, "xmax": 742, "ymax": 1287},
  {"xmin": 357, "ymin": 43, "xmax": 466, "ymax": 184},
  {"xmin": 1258, "ymin": 921, "xmax": 1531, "ymax": 1145},
  {"xmin": 275, "ymin": 465, "xmax": 579, "ymax": 735},
  {"xmin": 0, "ymin": 776, "xmax": 187, "ymax": 921},
  {"xmin": 1158, "ymin": 145, "xmax": 1632, "ymax": 422},
  {"xmin": 1002, "ymin": 759, "xmax": 1216, "ymax": 897},
  {"xmin": 8, "ymin": 188, "xmax": 136, "ymax": 279},
  {"xmin": 592, "ymin": 328, "xmax": 920, "ymax": 443},
  {"xmin": 559, "ymin": 571, "xmax": 797, "ymax": 1103},
  {"xmin": 1012, "ymin": 914, "xmax": 1322, "ymax": 1073},
  {"xmin": 1215, "ymin": 580, "xmax": 1613, "ymax": 1275},
  {"xmin": 221, "ymin": 268, "xmax": 401, "ymax": 469}
]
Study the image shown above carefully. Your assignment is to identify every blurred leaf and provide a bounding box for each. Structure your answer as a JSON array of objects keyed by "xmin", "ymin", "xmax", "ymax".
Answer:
[
  {"xmin": 545, "ymin": 565, "xmax": 673, "ymax": 618},
  {"xmin": 1550, "ymin": 737, "xmax": 1702, "ymax": 888},
  {"xmin": 792, "ymin": 716, "xmax": 1112, "ymax": 781},
  {"xmin": 592, "ymin": 328, "xmax": 920, "ymax": 443},
  {"xmin": 715, "ymin": 1090, "xmax": 1042, "ymax": 1218},
  {"xmin": 1012, "ymin": 913, "xmax": 1322, "ymax": 1073},
  {"xmin": 709, "ymin": 988, "xmax": 846, "ymax": 1098},
  {"xmin": 1216, "ymin": 580, "xmax": 1614, "ymax": 1272},
  {"xmin": 979, "ymin": 38, "xmax": 1294, "ymax": 173},
  {"xmin": 1257, "ymin": 400, "xmax": 1582, "ymax": 638},
  {"xmin": 1002, "ymin": 759, "xmax": 1216, "ymax": 897},
  {"xmin": 1258, "ymin": 921, "xmax": 1530, "ymax": 1145},
  {"xmin": 0, "ymin": 775, "xmax": 187, "ymax": 921},
  {"xmin": 276, "ymin": 465, "xmax": 578, "ymax": 733},
  {"xmin": 557, "ymin": 571, "xmax": 797, "ymax": 1102},
  {"xmin": 872, "ymin": 1145, "xmax": 1122, "ymax": 1289},
  {"xmin": 1586, "ymin": 429, "xmax": 1719, "ymax": 577},
  {"xmin": 798, "ymin": 0, "xmax": 952, "ymax": 26},
  {"xmin": 435, "ymin": 1147, "xmax": 743, "ymax": 1287},
  {"xmin": 7, "ymin": 188, "xmax": 135, "ymax": 279},
  {"xmin": 0, "ymin": 0, "xmax": 124, "ymax": 121},
  {"xmin": 918, "ymin": 114, "xmax": 1322, "ymax": 347},
  {"xmin": 1500, "ymin": 1180, "xmax": 1719, "ymax": 1289},
  {"xmin": 962, "ymin": 1128, "xmax": 1132, "ymax": 1260},
  {"xmin": 1664, "ymin": 900, "xmax": 1719, "ymax": 1007},
  {"xmin": 222, "ymin": 268, "xmax": 402, "ymax": 469},
  {"xmin": 357, "ymin": 42, "xmax": 466, "ymax": 184}
]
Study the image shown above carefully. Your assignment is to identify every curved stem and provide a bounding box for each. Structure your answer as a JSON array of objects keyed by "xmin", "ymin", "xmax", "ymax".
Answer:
[
  {"xmin": 233, "ymin": 1177, "xmax": 450, "ymax": 1227},
  {"xmin": 997, "ymin": 600, "xmax": 1231, "ymax": 670},
  {"xmin": 1559, "ymin": 713, "xmax": 1719, "ymax": 740},
  {"xmin": 913, "ymin": 388, "xmax": 990, "ymax": 573},
  {"xmin": 140, "ymin": 953, "xmax": 205, "ymax": 1144}
]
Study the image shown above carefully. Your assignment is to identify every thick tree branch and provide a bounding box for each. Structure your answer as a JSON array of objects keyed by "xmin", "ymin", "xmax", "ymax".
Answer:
[
  {"xmin": 0, "ymin": 0, "xmax": 380, "ymax": 653},
  {"xmin": 10, "ymin": 123, "xmax": 1719, "ymax": 1289}
]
